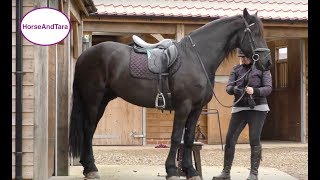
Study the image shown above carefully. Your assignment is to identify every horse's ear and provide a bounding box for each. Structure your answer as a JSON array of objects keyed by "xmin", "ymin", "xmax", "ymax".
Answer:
[
  {"xmin": 255, "ymin": 11, "xmax": 258, "ymax": 16},
  {"xmin": 243, "ymin": 8, "xmax": 250, "ymax": 20}
]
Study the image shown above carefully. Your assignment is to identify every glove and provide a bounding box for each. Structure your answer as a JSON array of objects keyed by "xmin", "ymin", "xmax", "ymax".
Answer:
[{"xmin": 233, "ymin": 86, "xmax": 244, "ymax": 95}]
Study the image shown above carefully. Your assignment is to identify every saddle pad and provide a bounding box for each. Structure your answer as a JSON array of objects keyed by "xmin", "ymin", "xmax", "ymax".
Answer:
[{"xmin": 129, "ymin": 49, "xmax": 181, "ymax": 80}]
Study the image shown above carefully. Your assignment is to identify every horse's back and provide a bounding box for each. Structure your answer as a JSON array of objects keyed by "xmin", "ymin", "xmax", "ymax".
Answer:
[{"xmin": 76, "ymin": 41, "xmax": 130, "ymax": 66}]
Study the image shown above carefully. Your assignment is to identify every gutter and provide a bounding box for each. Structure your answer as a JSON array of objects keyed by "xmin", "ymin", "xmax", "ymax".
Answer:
[{"xmin": 15, "ymin": 0, "xmax": 23, "ymax": 179}]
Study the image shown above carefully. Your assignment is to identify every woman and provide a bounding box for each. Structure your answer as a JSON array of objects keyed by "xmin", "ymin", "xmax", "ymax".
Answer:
[{"xmin": 212, "ymin": 48, "xmax": 272, "ymax": 180}]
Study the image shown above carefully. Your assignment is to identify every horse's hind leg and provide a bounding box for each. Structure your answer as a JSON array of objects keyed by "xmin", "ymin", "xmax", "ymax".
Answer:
[
  {"xmin": 165, "ymin": 101, "xmax": 192, "ymax": 180},
  {"xmin": 80, "ymin": 89, "xmax": 116, "ymax": 179},
  {"xmin": 182, "ymin": 109, "xmax": 202, "ymax": 180}
]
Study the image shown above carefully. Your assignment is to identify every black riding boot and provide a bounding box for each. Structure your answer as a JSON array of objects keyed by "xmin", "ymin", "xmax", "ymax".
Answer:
[
  {"xmin": 247, "ymin": 145, "xmax": 262, "ymax": 180},
  {"xmin": 212, "ymin": 146, "xmax": 234, "ymax": 180}
]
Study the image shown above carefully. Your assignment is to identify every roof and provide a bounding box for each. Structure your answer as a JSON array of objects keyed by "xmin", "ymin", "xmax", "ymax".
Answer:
[{"xmin": 92, "ymin": 0, "xmax": 308, "ymax": 21}]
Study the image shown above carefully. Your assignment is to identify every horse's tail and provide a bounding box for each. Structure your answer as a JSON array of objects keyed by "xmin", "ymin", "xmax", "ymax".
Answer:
[{"xmin": 69, "ymin": 80, "xmax": 84, "ymax": 158}]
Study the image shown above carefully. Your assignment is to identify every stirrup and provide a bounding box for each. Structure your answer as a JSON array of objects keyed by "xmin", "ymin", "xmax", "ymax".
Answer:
[{"xmin": 155, "ymin": 92, "xmax": 166, "ymax": 109}]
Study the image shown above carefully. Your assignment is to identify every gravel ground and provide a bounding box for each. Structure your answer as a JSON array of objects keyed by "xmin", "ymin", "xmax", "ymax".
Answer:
[{"xmin": 93, "ymin": 144, "xmax": 308, "ymax": 180}]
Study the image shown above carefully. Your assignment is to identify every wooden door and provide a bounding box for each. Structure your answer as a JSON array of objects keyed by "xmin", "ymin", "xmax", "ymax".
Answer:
[
  {"xmin": 287, "ymin": 39, "xmax": 301, "ymax": 141},
  {"xmin": 262, "ymin": 39, "xmax": 301, "ymax": 141},
  {"xmin": 93, "ymin": 98, "xmax": 143, "ymax": 145}
]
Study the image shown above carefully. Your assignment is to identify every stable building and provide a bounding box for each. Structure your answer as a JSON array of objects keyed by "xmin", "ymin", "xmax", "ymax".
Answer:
[
  {"xmin": 12, "ymin": 0, "xmax": 308, "ymax": 179},
  {"xmin": 86, "ymin": 0, "xmax": 308, "ymax": 145}
]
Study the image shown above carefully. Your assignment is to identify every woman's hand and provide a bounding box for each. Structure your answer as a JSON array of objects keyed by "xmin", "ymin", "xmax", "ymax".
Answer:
[
  {"xmin": 245, "ymin": 87, "xmax": 254, "ymax": 95},
  {"xmin": 233, "ymin": 86, "xmax": 243, "ymax": 95}
]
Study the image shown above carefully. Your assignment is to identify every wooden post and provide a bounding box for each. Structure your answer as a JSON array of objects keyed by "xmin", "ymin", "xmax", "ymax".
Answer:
[
  {"xmin": 33, "ymin": 0, "xmax": 50, "ymax": 178},
  {"xmin": 72, "ymin": 22, "xmax": 79, "ymax": 59},
  {"xmin": 34, "ymin": 45, "xmax": 49, "ymax": 180},
  {"xmin": 176, "ymin": 24, "xmax": 185, "ymax": 41},
  {"xmin": 56, "ymin": 0, "xmax": 70, "ymax": 175}
]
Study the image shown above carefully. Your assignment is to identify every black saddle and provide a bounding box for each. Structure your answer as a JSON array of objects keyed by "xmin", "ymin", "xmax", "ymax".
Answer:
[{"xmin": 132, "ymin": 35, "xmax": 178, "ymax": 74}]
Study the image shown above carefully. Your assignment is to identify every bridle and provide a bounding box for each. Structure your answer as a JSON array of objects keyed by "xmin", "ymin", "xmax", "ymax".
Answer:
[
  {"xmin": 240, "ymin": 16, "xmax": 271, "ymax": 72},
  {"xmin": 188, "ymin": 15, "xmax": 271, "ymax": 108}
]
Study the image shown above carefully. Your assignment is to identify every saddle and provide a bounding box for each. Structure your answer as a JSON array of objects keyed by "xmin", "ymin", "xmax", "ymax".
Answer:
[
  {"xmin": 132, "ymin": 35, "xmax": 178, "ymax": 73},
  {"xmin": 132, "ymin": 35, "xmax": 179, "ymax": 110},
  {"xmin": 133, "ymin": 35, "xmax": 174, "ymax": 49}
]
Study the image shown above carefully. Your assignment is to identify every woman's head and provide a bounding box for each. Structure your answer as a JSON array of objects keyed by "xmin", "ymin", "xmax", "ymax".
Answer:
[{"xmin": 237, "ymin": 48, "xmax": 251, "ymax": 65}]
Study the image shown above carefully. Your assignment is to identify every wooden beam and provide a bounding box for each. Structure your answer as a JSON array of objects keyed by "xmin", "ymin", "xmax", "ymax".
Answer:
[
  {"xmin": 83, "ymin": 22, "xmax": 176, "ymax": 34},
  {"xmin": 84, "ymin": 16, "xmax": 307, "ymax": 28},
  {"xmin": 70, "ymin": 0, "xmax": 81, "ymax": 24},
  {"xmin": 185, "ymin": 24, "xmax": 202, "ymax": 35},
  {"xmin": 150, "ymin": 34, "xmax": 164, "ymax": 41},
  {"xmin": 263, "ymin": 21, "xmax": 307, "ymax": 27},
  {"xmin": 264, "ymin": 26, "xmax": 308, "ymax": 38},
  {"xmin": 73, "ymin": 0, "xmax": 89, "ymax": 16},
  {"xmin": 176, "ymin": 24, "xmax": 185, "ymax": 41},
  {"xmin": 84, "ymin": 16, "xmax": 213, "ymax": 25}
]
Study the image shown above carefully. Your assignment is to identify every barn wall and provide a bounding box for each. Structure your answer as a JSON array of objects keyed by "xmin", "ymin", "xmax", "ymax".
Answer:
[
  {"xmin": 146, "ymin": 108, "xmax": 208, "ymax": 145},
  {"xmin": 12, "ymin": 0, "xmax": 35, "ymax": 179}
]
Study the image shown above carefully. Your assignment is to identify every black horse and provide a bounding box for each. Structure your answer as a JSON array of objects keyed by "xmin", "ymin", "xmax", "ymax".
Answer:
[{"xmin": 69, "ymin": 8, "xmax": 271, "ymax": 180}]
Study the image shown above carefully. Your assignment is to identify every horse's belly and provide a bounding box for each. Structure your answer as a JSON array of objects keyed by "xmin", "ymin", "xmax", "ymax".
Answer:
[{"xmin": 111, "ymin": 77, "xmax": 158, "ymax": 108}]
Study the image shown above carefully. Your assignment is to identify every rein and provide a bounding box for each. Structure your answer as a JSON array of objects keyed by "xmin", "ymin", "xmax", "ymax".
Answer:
[{"xmin": 188, "ymin": 16, "xmax": 268, "ymax": 108}]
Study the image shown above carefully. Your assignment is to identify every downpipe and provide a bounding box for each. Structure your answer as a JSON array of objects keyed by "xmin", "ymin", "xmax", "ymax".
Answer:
[{"xmin": 15, "ymin": 0, "xmax": 23, "ymax": 179}]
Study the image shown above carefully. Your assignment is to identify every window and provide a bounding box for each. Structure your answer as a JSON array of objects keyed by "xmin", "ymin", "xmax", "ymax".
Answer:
[{"xmin": 275, "ymin": 47, "xmax": 288, "ymax": 88}]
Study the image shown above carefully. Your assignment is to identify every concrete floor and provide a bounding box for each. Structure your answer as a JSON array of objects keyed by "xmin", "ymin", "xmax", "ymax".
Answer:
[
  {"xmin": 49, "ymin": 142, "xmax": 305, "ymax": 180},
  {"xmin": 49, "ymin": 165, "xmax": 297, "ymax": 180}
]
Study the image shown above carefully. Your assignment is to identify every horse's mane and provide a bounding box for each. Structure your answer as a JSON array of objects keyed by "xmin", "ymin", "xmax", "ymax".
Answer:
[
  {"xmin": 190, "ymin": 15, "xmax": 243, "ymax": 36},
  {"xmin": 177, "ymin": 13, "xmax": 264, "ymax": 66}
]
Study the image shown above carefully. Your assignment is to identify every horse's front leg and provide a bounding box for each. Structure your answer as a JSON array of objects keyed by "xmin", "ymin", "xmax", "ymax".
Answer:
[
  {"xmin": 182, "ymin": 109, "xmax": 202, "ymax": 180},
  {"xmin": 165, "ymin": 101, "xmax": 192, "ymax": 180}
]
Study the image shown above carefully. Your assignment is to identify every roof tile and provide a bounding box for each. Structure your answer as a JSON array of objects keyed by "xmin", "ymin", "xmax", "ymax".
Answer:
[{"xmin": 93, "ymin": 0, "xmax": 308, "ymax": 20}]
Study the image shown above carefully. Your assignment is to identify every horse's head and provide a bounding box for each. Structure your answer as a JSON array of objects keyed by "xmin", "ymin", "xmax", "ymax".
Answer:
[{"xmin": 238, "ymin": 8, "xmax": 272, "ymax": 71}]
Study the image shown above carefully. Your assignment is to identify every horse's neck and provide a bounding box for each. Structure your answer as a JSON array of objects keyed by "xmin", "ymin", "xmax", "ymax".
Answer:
[{"xmin": 191, "ymin": 16, "xmax": 243, "ymax": 73}]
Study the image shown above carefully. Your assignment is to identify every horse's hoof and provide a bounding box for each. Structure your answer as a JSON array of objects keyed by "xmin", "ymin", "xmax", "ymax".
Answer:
[
  {"xmin": 187, "ymin": 176, "xmax": 202, "ymax": 180},
  {"xmin": 166, "ymin": 176, "xmax": 180, "ymax": 180},
  {"xmin": 84, "ymin": 171, "xmax": 100, "ymax": 179}
]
